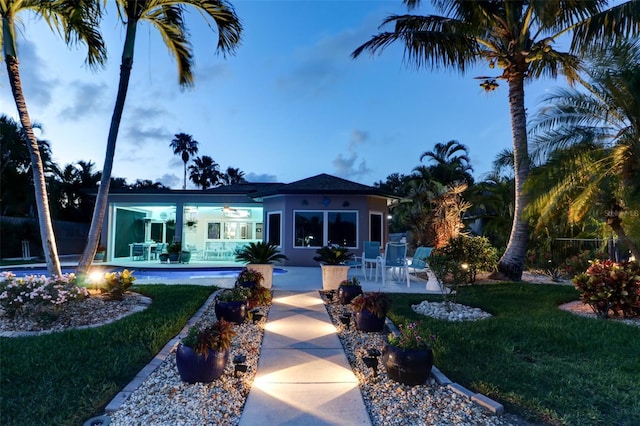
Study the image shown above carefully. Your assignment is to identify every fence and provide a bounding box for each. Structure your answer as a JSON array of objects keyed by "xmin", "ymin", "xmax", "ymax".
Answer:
[
  {"xmin": 551, "ymin": 238, "xmax": 636, "ymax": 263},
  {"xmin": 0, "ymin": 217, "xmax": 89, "ymax": 259}
]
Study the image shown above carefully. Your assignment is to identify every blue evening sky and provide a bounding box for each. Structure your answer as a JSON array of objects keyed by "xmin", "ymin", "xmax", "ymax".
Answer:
[{"xmin": 2, "ymin": 1, "xmax": 567, "ymax": 188}]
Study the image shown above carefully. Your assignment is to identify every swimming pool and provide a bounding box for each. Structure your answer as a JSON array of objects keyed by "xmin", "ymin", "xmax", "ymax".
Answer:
[{"xmin": 2, "ymin": 266, "xmax": 287, "ymax": 281}]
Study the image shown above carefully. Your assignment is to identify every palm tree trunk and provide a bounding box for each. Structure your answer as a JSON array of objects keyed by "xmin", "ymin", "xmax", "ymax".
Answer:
[
  {"xmin": 497, "ymin": 76, "xmax": 530, "ymax": 281},
  {"xmin": 77, "ymin": 21, "xmax": 137, "ymax": 275},
  {"xmin": 607, "ymin": 214, "xmax": 640, "ymax": 262},
  {"xmin": 183, "ymin": 161, "xmax": 187, "ymax": 190},
  {"xmin": 5, "ymin": 56, "xmax": 62, "ymax": 277}
]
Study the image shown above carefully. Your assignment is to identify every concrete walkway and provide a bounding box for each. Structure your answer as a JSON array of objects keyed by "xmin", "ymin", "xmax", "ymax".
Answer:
[
  {"xmin": 239, "ymin": 289, "xmax": 370, "ymax": 425},
  {"xmin": 238, "ymin": 267, "xmax": 443, "ymax": 425}
]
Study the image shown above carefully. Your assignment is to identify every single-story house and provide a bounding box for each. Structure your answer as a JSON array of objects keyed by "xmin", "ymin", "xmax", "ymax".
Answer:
[{"xmin": 102, "ymin": 173, "xmax": 398, "ymax": 266}]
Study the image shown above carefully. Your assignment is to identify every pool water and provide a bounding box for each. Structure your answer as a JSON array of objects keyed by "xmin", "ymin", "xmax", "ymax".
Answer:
[{"xmin": 3, "ymin": 266, "xmax": 287, "ymax": 281}]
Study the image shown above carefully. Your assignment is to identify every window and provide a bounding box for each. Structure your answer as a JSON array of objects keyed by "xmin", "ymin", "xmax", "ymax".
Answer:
[
  {"xmin": 267, "ymin": 213, "xmax": 281, "ymax": 246},
  {"xmin": 328, "ymin": 211, "xmax": 357, "ymax": 247},
  {"xmin": 370, "ymin": 212, "xmax": 383, "ymax": 244},
  {"xmin": 294, "ymin": 211, "xmax": 323, "ymax": 247},
  {"xmin": 207, "ymin": 222, "xmax": 221, "ymax": 239},
  {"xmin": 294, "ymin": 210, "xmax": 358, "ymax": 248}
]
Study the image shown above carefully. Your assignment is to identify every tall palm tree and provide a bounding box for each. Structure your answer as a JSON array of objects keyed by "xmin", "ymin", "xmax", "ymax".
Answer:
[
  {"xmin": 220, "ymin": 166, "xmax": 246, "ymax": 185},
  {"xmin": 420, "ymin": 140, "xmax": 474, "ymax": 186},
  {"xmin": 353, "ymin": 0, "xmax": 640, "ymax": 280},
  {"xmin": 188, "ymin": 155, "xmax": 221, "ymax": 190},
  {"xmin": 78, "ymin": 0, "xmax": 242, "ymax": 275},
  {"xmin": 527, "ymin": 39, "xmax": 640, "ymax": 260},
  {"xmin": 2, "ymin": 0, "xmax": 106, "ymax": 276},
  {"xmin": 170, "ymin": 132, "xmax": 199, "ymax": 190}
]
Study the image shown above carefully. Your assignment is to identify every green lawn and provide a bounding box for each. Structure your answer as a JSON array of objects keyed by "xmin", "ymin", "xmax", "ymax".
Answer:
[
  {"xmin": 0, "ymin": 285, "xmax": 215, "ymax": 426},
  {"xmin": 388, "ymin": 283, "xmax": 640, "ymax": 425}
]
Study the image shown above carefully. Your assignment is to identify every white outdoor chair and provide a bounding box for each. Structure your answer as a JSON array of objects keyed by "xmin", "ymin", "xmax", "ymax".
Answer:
[{"xmin": 376, "ymin": 242, "xmax": 410, "ymax": 287}]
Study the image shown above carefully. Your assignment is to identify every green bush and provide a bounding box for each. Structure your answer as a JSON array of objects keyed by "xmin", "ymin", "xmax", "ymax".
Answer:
[
  {"xmin": 572, "ymin": 260, "xmax": 640, "ymax": 318},
  {"xmin": 431, "ymin": 235, "xmax": 498, "ymax": 284}
]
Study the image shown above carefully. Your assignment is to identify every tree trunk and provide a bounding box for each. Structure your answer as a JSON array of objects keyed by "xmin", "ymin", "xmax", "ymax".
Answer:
[
  {"xmin": 77, "ymin": 21, "xmax": 138, "ymax": 276},
  {"xmin": 607, "ymin": 214, "xmax": 640, "ymax": 262},
  {"xmin": 5, "ymin": 55, "xmax": 62, "ymax": 277},
  {"xmin": 497, "ymin": 76, "xmax": 530, "ymax": 281}
]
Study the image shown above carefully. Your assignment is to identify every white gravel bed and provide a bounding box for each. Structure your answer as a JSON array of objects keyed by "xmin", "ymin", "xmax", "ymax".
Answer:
[
  {"xmin": 411, "ymin": 300, "xmax": 493, "ymax": 322},
  {"xmin": 322, "ymin": 295, "xmax": 528, "ymax": 426},
  {"xmin": 108, "ymin": 300, "xmax": 269, "ymax": 426}
]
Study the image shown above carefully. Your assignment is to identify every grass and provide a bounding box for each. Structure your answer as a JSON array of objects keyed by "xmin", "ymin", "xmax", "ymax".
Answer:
[
  {"xmin": 0, "ymin": 284, "xmax": 216, "ymax": 426},
  {"xmin": 387, "ymin": 283, "xmax": 640, "ymax": 425}
]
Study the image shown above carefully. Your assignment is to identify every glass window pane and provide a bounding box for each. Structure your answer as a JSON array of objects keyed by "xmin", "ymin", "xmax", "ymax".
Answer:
[
  {"xmin": 268, "ymin": 214, "xmax": 281, "ymax": 246},
  {"xmin": 208, "ymin": 223, "xmax": 221, "ymax": 239},
  {"xmin": 328, "ymin": 212, "xmax": 357, "ymax": 247},
  {"xmin": 370, "ymin": 213, "xmax": 382, "ymax": 243},
  {"xmin": 294, "ymin": 211, "xmax": 323, "ymax": 247}
]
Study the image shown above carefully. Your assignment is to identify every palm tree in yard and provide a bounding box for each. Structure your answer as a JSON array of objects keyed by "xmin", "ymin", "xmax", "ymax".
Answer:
[
  {"xmin": 353, "ymin": 0, "xmax": 640, "ymax": 280},
  {"xmin": 78, "ymin": 0, "xmax": 242, "ymax": 275},
  {"xmin": 189, "ymin": 155, "xmax": 221, "ymax": 190},
  {"xmin": 2, "ymin": 0, "xmax": 106, "ymax": 276},
  {"xmin": 170, "ymin": 133, "xmax": 199, "ymax": 190},
  {"xmin": 527, "ymin": 39, "xmax": 640, "ymax": 260},
  {"xmin": 420, "ymin": 140, "xmax": 474, "ymax": 186},
  {"xmin": 220, "ymin": 166, "xmax": 246, "ymax": 185}
]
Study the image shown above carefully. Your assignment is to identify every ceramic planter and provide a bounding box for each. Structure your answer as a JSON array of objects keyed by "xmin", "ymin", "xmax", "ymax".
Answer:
[
  {"xmin": 354, "ymin": 309, "xmax": 386, "ymax": 332},
  {"xmin": 215, "ymin": 300, "xmax": 248, "ymax": 324},
  {"xmin": 247, "ymin": 264, "xmax": 274, "ymax": 289},
  {"xmin": 337, "ymin": 285, "xmax": 363, "ymax": 305},
  {"xmin": 382, "ymin": 343, "xmax": 433, "ymax": 385},
  {"xmin": 175, "ymin": 344, "xmax": 229, "ymax": 383},
  {"xmin": 320, "ymin": 265, "xmax": 350, "ymax": 290}
]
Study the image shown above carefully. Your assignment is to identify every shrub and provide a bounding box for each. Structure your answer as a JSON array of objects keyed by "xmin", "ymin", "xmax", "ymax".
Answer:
[
  {"xmin": 181, "ymin": 320, "xmax": 235, "ymax": 356},
  {"xmin": 99, "ymin": 269, "xmax": 136, "ymax": 301},
  {"xmin": 0, "ymin": 272, "xmax": 88, "ymax": 318},
  {"xmin": 236, "ymin": 268, "xmax": 264, "ymax": 286},
  {"xmin": 431, "ymin": 235, "xmax": 498, "ymax": 283},
  {"xmin": 572, "ymin": 260, "xmax": 640, "ymax": 318},
  {"xmin": 313, "ymin": 245, "xmax": 354, "ymax": 265},
  {"xmin": 564, "ymin": 249, "xmax": 607, "ymax": 278}
]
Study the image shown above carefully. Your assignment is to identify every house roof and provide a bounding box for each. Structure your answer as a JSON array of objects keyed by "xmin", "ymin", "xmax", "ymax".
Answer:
[{"xmin": 249, "ymin": 173, "xmax": 398, "ymax": 199}]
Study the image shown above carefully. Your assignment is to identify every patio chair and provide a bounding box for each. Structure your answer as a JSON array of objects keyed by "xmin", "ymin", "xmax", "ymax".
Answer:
[
  {"xmin": 131, "ymin": 243, "xmax": 145, "ymax": 261},
  {"xmin": 410, "ymin": 246, "xmax": 433, "ymax": 275},
  {"xmin": 361, "ymin": 241, "xmax": 380, "ymax": 281},
  {"xmin": 375, "ymin": 242, "xmax": 410, "ymax": 287}
]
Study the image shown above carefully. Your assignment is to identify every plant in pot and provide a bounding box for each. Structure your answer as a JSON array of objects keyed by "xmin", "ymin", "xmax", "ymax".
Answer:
[
  {"xmin": 175, "ymin": 319, "xmax": 235, "ymax": 383},
  {"xmin": 383, "ymin": 321, "xmax": 437, "ymax": 385},
  {"xmin": 337, "ymin": 277, "xmax": 363, "ymax": 305},
  {"xmin": 247, "ymin": 284, "xmax": 273, "ymax": 310},
  {"xmin": 235, "ymin": 242, "xmax": 288, "ymax": 289},
  {"xmin": 168, "ymin": 242, "xmax": 182, "ymax": 263},
  {"xmin": 314, "ymin": 245, "xmax": 354, "ymax": 290},
  {"xmin": 235, "ymin": 267, "xmax": 264, "ymax": 289},
  {"xmin": 350, "ymin": 292, "xmax": 390, "ymax": 332},
  {"xmin": 215, "ymin": 287, "xmax": 251, "ymax": 324}
]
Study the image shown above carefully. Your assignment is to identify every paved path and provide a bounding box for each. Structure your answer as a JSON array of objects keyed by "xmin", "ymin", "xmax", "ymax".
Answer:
[{"xmin": 239, "ymin": 289, "xmax": 371, "ymax": 425}]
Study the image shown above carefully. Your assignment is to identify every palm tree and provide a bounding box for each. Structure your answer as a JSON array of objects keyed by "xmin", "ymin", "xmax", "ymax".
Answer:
[
  {"xmin": 420, "ymin": 140, "xmax": 474, "ymax": 186},
  {"xmin": 527, "ymin": 39, "xmax": 640, "ymax": 260},
  {"xmin": 78, "ymin": 0, "xmax": 242, "ymax": 275},
  {"xmin": 170, "ymin": 133, "xmax": 199, "ymax": 190},
  {"xmin": 2, "ymin": 0, "xmax": 106, "ymax": 276},
  {"xmin": 353, "ymin": 0, "xmax": 640, "ymax": 280},
  {"xmin": 189, "ymin": 155, "xmax": 221, "ymax": 190},
  {"xmin": 220, "ymin": 166, "xmax": 246, "ymax": 185}
]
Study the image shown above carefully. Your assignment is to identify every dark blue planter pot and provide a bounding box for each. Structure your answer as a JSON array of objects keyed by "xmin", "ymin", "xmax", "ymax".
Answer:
[
  {"xmin": 337, "ymin": 285, "xmax": 363, "ymax": 305},
  {"xmin": 175, "ymin": 344, "xmax": 229, "ymax": 383},
  {"xmin": 382, "ymin": 343, "xmax": 433, "ymax": 385},
  {"xmin": 215, "ymin": 300, "xmax": 248, "ymax": 324},
  {"xmin": 354, "ymin": 309, "xmax": 386, "ymax": 332}
]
